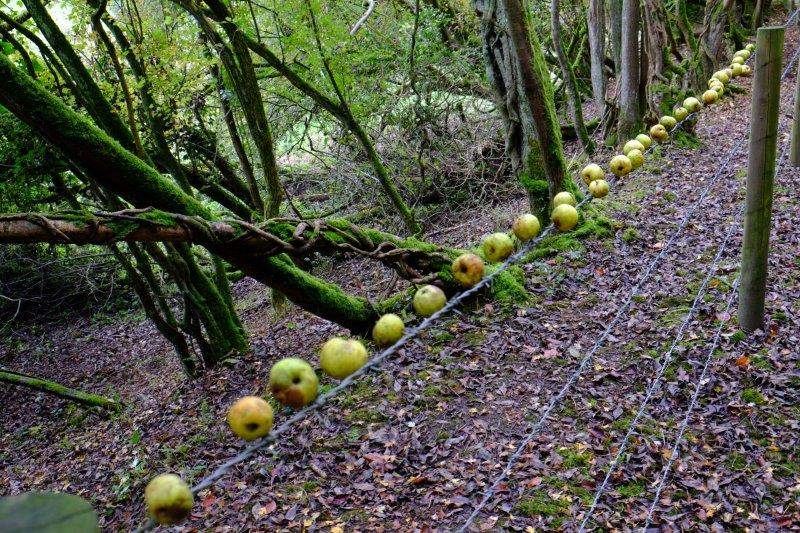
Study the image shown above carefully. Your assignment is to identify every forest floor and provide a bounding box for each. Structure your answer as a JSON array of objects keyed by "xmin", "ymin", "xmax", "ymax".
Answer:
[{"xmin": 3, "ymin": 30, "xmax": 800, "ymax": 533}]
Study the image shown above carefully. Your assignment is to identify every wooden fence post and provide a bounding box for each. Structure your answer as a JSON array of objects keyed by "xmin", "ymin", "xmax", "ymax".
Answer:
[{"xmin": 739, "ymin": 26, "xmax": 785, "ymax": 333}]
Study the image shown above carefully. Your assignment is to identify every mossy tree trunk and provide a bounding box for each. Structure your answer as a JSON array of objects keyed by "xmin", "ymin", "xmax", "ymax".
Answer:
[
  {"xmin": 587, "ymin": 0, "xmax": 606, "ymax": 112},
  {"xmin": 473, "ymin": 0, "xmax": 570, "ymax": 217},
  {"xmin": 618, "ymin": 0, "xmax": 643, "ymax": 140},
  {"xmin": 0, "ymin": 369, "xmax": 121, "ymax": 410}
]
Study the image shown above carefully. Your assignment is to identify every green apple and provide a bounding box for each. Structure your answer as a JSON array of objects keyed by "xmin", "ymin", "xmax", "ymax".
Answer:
[
  {"xmin": 746, "ymin": 43, "xmax": 755, "ymax": 52},
  {"xmin": 723, "ymin": 67, "xmax": 734, "ymax": 79},
  {"xmin": 702, "ymin": 89, "xmax": 718, "ymax": 105},
  {"xmin": 635, "ymin": 134, "xmax": 652, "ymax": 149},
  {"xmin": 673, "ymin": 107, "xmax": 689, "ymax": 122},
  {"xmin": 451, "ymin": 253, "xmax": 485, "ymax": 287},
  {"xmin": 735, "ymin": 49, "xmax": 750, "ymax": 60},
  {"xmin": 731, "ymin": 56, "xmax": 744, "ymax": 65},
  {"xmin": 660, "ymin": 116, "xmax": 677, "ymax": 130},
  {"xmin": 320, "ymin": 337, "xmax": 368, "ymax": 379},
  {"xmin": 623, "ymin": 139, "xmax": 645, "ymax": 155},
  {"xmin": 731, "ymin": 63, "xmax": 743, "ymax": 77},
  {"xmin": 481, "ymin": 232, "xmax": 514, "ymax": 262},
  {"xmin": 413, "ymin": 284, "xmax": 446, "ymax": 317},
  {"xmin": 712, "ymin": 70, "xmax": 730, "ymax": 84},
  {"xmin": 227, "ymin": 396, "xmax": 274, "ymax": 441},
  {"xmin": 710, "ymin": 82, "xmax": 724, "ymax": 96},
  {"xmin": 627, "ymin": 149, "xmax": 644, "ymax": 169},
  {"xmin": 372, "ymin": 313, "xmax": 405, "ymax": 346},
  {"xmin": 551, "ymin": 204, "xmax": 579, "ymax": 232},
  {"xmin": 589, "ymin": 179, "xmax": 610, "ymax": 199},
  {"xmin": 649, "ymin": 123, "xmax": 669, "ymax": 142},
  {"xmin": 269, "ymin": 357, "xmax": 318, "ymax": 408},
  {"xmin": 144, "ymin": 474, "xmax": 193, "ymax": 525},
  {"xmin": 609, "ymin": 154, "xmax": 632, "ymax": 176},
  {"xmin": 580, "ymin": 163, "xmax": 605, "ymax": 184},
  {"xmin": 553, "ymin": 191, "xmax": 576, "ymax": 207},
  {"xmin": 683, "ymin": 97, "xmax": 702, "ymax": 113},
  {"xmin": 512, "ymin": 213, "xmax": 541, "ymax": 242}
]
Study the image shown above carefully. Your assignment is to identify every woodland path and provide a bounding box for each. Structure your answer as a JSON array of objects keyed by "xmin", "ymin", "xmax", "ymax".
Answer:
[{"xmin": 2, "ymin": 27, "xmax": 800, "ymax": 533}]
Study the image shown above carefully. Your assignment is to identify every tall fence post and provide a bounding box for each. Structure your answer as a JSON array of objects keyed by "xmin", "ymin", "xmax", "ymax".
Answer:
[
  {"xmin": 791, "ymin": 59, "xmax": 800, "ymax": 166},
  {"xmin": 739, "ymin": 26, "xmax": 784, "ymax": 333}
]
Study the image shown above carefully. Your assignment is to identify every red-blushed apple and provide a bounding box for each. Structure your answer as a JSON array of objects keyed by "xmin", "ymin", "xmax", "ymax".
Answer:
[
  {"xmin": 144, "ymin": 474, "xmax": 193, "ymax": 525},
  {"xmin": 551, "ymin": 204, "xmax": 579, "ymax": 231},
  {"xmin": 372, "ymin": 313, "xmax": 405, "ymax": 346},
  {"xmin": 451, "ymin": 253, "xmax": 484, "ymax": 287},
  {"xmin": 320, "ymin": 337, "xmax": 368, "ymax": 379},
  {"xmin": 269, "ymin": 357, "xmax": 318, "ymax": 408},
  {"xmin": 227, "ymin": 396, "xmax": 274, "ymax": 441},
  {"xmin": 481, "ymin": 232, "xmax": 514, "ymax": 262},
  {"xmin": 610, "ymin": 154, "xmax": 632, "ymax": 176},
  {"xmin": 512, "ymin": 214, "xmax": 541, "ymax": 242},
  {"xmin": 413, "ymin": 284, "xmax": 446, "ymax": 317}
]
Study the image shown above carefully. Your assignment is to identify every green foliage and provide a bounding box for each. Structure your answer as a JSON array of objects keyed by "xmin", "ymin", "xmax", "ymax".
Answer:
[{"xmin": 0, "ymin": 492, "xmax": 99, "ymax": 532}]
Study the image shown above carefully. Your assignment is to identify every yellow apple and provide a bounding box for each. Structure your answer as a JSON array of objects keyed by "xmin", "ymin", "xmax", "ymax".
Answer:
[
  {"xmin": 451, "ymin": 253, "xmax": 485, "ymax": 287},
  {"xmin": 413, "ymin": 284, "xmax": 446, "ymax": 317},
  {"xmin": 741, "ymin": 64, "xmax": 752, "ymax": 76},
  {"xmin": 731, "ymin": 63, "xmax": 743, "ymax": 77},
  {"xmin": 635, "ymin": 134, "xmax": 652, "ymax": 149},
  {"xmin": 702, "ymin": 89, "xmax": 718, "ymax": 104},
  {"xmin": 372, "ymin": 313, "xmax": 405, "ymax": 346},
  {"xmin": 683, "ymin": 97, "xmax": 702, "ymax": 113},
  {"xmin": 481, "ymin": 232, "xmax": 514, "ymax": 263},
  {"xmin": 269, "ymin": 357, "xmax": 318, "ymax": 408},
  {"xmin": 580, "ymin": 163, "xmax": 605, "ymax": 184},
  {"xmin": 553, "ymin": 191, "xmax": 576, "ymax": 207},
  {"xmin": 551, "ymin": 204, "xmax": 579, "ymax": 232},
  {"xmin": 320, "ymin": 337, "xmax": 368, "ymax": 379},
  {"xmin": 609, "ymin": 154, "xmax": 632, "ymax": 176},
  {"xmin": 627, "ymin": 149, "xmax": 644, "ymax": 169},
  {"xmin": 660, "ymin": 116, "xmax": 677, "ymax": 130},
  {"xmin": 673, "ymin": 107, "xmax": 689, "ymax": 121},
  {"xmin": 227, "ymin": 396, "xmax": 274, "ymax": 441},
  {"xmin": 731, "ymin": 56, "xmax": 744, "ymax": 65},
  {"xmin": 745, "ymin": 43, "xmax": 755, "ymax": 52},
  {"xmin": 623, "ymin": 139, "xmax": 645, "ymax": 155},
  {"xmin": 512, "ymin": 214, "xmax": 541, "ymax": 242},
  {"xmin": 650, "ymin": 123, "xmax": 669, "ymax": 142},
  {"xmin": 589, "ymin": 179, "xmax": 610, "ymax": 198},
  {"xmin": 144, "ymin": 474, "xmax": 193, "ymax": 525}
]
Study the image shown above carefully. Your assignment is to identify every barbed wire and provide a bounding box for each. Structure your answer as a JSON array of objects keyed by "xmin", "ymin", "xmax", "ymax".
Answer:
[
  {"xmin": 640, "ymin": 138, "xmax": 794, "ymax": 531},
  {"xmin": 455, "ymin": 23, "xmax": 800, "ymax": 530},
  {"xmin": 577, "ymin": 40, "xmax": 800, "ymax": 530}
]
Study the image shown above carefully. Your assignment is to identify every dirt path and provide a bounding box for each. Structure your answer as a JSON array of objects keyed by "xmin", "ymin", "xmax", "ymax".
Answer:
[{"xmin": 2, "ymin": 28, "xmax": 800, "ymax": 533}]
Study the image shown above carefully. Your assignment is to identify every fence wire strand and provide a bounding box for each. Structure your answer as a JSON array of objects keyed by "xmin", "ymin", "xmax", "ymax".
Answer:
[{"xmin": 457, "ymin": 21, "xmax": 800, "ymax": 530}]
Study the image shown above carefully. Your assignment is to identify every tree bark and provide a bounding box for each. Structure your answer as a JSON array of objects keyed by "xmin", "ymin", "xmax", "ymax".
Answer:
[
  {"xmin": 610, "ymin": 0, "xmax": 623, "ymax": 72},
  {"xmin": 551, "ymin": 0, "xmax": 594, "ymax": 153},
  {"xmin": 618, "ymin": 0, "xmax": 642, "ymax": 139},
  {"xmin": 587, "ymin": 0, "xmax": 606, "ymax": 111}
]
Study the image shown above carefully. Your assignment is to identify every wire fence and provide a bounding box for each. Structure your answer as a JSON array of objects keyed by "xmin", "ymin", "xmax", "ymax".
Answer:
[{"xmin": 457, "ymin": 20, "xmax": 800, "ymax": 530}]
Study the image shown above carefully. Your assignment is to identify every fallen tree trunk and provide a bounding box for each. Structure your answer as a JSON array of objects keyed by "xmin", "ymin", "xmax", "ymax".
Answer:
[{"xmin": 0, "ymin": 369, "xmax": 121, "ymax": 411}]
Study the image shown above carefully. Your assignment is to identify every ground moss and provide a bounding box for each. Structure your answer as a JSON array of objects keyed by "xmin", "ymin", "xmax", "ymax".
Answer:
[{"xmin": 489, "ymin": 264, "xmax": 528, "ymax": 304}]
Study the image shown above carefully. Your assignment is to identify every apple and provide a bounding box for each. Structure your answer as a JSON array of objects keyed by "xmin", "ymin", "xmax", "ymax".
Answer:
[
  {"xmin": 731, "ymin": 56, "xmax": 744, "ymax": 65},
  {"xmin": 609, "ymin": 154, "xmax": 632, "ymax": 176},
  {"xmin": 451, "ymin": 253, "xmax": 485, "ymax": 287},
  {"xmin": 372, "ymin": 313, "xmax": 405, "ymax": 346},
  {"xmin": 413, "ymin": 284, "xmax": 446, "ymax": 316},
  {"xmin": 712, "ymin": 70, "xmax": 730, "ymax": 84},
  {"xmin": 741, "ymin": 64, "xmax": 752, "ymax": 76},
  {"xmin": 553, "ymin": 191, "xmax": 576, "ymax": 207},
  {"xmin": 580, "ymin": 163, "xmax": 605, "ymax": 184},
  {"xmin": 227, "ymin": 396, "xmax": 274, "ymax": 441},
  {"xmin": 320, "ymin": 337, "xmax": 368, "ymax": 379},
  {"xmin": 269, "ymin": 357, "xmax": 319, "ymax": 408},
  {"xmin": 623, "ymin": 139, "xmax": 645, "ymax": 155},
  {"xmin": 636, "ymin": 134, "xmax": 652, "ymax": 149},
  {"xmin": 481, "ymin": 232, "xmax": 514, "ymax": 262},
  {"xmin": 673, "ymin": 107, "xmax": 689, "ymax": 121},
  {"xmin": 746, "ymin": 43, "xmax": 755, "ymax": 52},
  {"xmin": 649, "ymin": 123, "xmax": 669, "ymax": 142},
  {"xmin": 144, "ymin": 474, "xmax": 193, "ymax": 525},
  {"xmin": 551, "ymin": 204, "xmax": 579, "ymax": 232},
  {"xmin": 683, "ymin": 97, "xmax": 702, "ymax": 113},
  {"xmin": 710, "ymin": 80, "xmax": 724, "ymax": 95},
  {"xmin": 723, "ymin": 67, "xmax": 734, "ymax": 79},
  {"xmin": 512, "ymin": 214, "xmax": 541, "ymax": 242},
  {"xmin": 660, "ymin": 116, "xmax": 677, "ymax": 130},
  {"xmin": 627, "ymin": 149, "xmax": 644, "ymax": 169},
  {"xmin": 731, "ymin": 63, "xmax": 743, "ymax": 77},
  {"xmin": 702, "ymin": 89, "xmax": 719, "ymax": 104},
  {"xmin": 708, "ymin": 78, "xmax": 723, "ymax": 88},
  {"xmin": 589, "ymin": 179, "xmax": 610, "ymax": 198},
  {"xmin": 735, "ymin": 49, "xmax": 750, "ymax": 60}
]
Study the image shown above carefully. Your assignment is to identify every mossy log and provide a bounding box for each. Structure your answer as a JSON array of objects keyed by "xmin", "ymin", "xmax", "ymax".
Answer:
[{"xmin": 0, "ymin": 369, "xmax": 121, "ymax": 410}]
